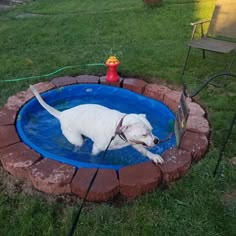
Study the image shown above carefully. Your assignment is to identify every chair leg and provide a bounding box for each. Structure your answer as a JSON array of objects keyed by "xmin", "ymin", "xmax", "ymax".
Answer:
[
  {"xmin": 202, "ymin": 49, "xmax": 205, "ymax": 59},
  {"xmin": 182, "ymin": 46, "xmax": 192, "ymax": 76},
  {"xmin": 228, "ymin": 49, "xmax": 236, "ymax": 72}
]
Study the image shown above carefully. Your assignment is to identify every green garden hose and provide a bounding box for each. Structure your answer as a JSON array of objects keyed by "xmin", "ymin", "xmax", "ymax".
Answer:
[{"xmin": 0, "ymin": 63, "xmax": 105, "ymax": 83}]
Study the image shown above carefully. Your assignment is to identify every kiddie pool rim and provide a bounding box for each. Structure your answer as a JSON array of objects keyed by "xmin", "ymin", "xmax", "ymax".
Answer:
[{"xmin": 16, "ymin": 83, "xmax": 176, "ymax": 171}]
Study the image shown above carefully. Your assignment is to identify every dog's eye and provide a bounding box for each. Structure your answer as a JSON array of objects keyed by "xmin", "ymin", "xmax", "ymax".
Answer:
[{"xmin": 142, "ymin": 134, "xmax": 148, "ymax": 137}]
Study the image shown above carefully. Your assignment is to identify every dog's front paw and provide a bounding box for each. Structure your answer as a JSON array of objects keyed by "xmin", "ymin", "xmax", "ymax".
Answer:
[{"xmin": 148, "ymin": 153, "xmax": 164, "ymax": 165}]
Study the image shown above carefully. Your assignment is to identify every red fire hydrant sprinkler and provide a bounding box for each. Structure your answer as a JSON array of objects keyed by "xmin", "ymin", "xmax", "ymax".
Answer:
[{"xmin": 105, "ymin": 55, "xmax": 120, "ymax": 82}]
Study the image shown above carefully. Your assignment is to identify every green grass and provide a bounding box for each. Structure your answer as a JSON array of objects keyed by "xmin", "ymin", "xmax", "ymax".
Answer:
[{"xmin": 0, "ymin": 0, "xmax": 236, "ymax": 235}]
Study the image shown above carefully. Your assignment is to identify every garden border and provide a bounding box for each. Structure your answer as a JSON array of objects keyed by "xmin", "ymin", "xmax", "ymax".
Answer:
[{"xmin": 0, "ymin": 75, "xmax": 210, "ymax": 201}]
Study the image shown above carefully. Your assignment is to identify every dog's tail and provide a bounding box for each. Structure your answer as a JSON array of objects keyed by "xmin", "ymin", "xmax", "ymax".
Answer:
[{"xmin": 30, "ymin": 85, "xmax": 61, "ymax": 119}]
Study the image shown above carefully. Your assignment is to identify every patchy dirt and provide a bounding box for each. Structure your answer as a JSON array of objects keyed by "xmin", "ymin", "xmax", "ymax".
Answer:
[
  {"xmin": 223, "ymin": 190, "xmax": 236, "ymax": 204},
  {"xmin": 0, "ymin": 166, "xmax": 83, "ymax": 206},
  {"xmin": 229, "ymin": 157, "xmax": 236, "ymax": 166}
]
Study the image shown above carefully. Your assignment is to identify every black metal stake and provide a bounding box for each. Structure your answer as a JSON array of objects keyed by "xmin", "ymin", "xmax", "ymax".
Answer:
[{"xmin": 213, "ymin": 113, "xmax": 236, "ymax": 176}]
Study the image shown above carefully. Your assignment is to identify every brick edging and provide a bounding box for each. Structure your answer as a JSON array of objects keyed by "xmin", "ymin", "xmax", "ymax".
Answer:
[{"xmin": 0, "ymin": 75, "xmax": 210, "ymax": 201}]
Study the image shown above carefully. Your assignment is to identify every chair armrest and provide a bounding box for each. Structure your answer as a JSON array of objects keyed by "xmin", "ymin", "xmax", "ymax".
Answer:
[
  {"xmin": 190, "ymin": 20, "xmax": 210, "ymax": 26},
  {"xmin": 190, "ymin": 20, "xmax": 211, "ymax": 40}
]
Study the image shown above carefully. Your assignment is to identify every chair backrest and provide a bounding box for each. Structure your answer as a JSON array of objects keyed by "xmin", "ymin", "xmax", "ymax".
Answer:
[{"xmin": 207, "ymin": 0, "xmax": 236, "ymax": 39}]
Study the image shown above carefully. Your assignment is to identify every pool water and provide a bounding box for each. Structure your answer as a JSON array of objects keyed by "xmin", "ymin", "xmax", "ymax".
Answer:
[{"xmin": 17, "ymin": 84, "xmax": 176, "ymax": 170}]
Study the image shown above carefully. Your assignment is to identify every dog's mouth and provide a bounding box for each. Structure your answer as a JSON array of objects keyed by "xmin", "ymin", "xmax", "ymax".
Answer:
[{"xmin": 129, "ymin": 140, "xmax": 149, "ymax": 147}]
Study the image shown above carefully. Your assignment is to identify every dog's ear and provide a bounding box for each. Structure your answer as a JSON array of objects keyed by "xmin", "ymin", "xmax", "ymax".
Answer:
[{"xmin": 138, "ymin": 114, "xmax": 152, "ymax": 129}]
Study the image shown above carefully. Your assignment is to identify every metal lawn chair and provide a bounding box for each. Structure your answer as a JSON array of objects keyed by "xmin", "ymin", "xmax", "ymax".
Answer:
[{"xmin": 182, "ymin": 0, "xmax": 236, "ymax": 76}]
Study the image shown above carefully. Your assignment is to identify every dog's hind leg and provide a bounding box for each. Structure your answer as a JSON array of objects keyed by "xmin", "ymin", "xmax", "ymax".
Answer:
[
  {"xmin": 61, "ymin": 129, "xmax": 84, "ymax": 148},
  {"xmin": 91, "ymin": 144, "xmax": 102, "ymax": 156}
]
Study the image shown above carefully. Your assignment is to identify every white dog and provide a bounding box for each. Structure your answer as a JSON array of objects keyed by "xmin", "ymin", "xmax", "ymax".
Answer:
[{"xmin": 30, "ymin": 85, "xmax": 164, "ymax": 164}]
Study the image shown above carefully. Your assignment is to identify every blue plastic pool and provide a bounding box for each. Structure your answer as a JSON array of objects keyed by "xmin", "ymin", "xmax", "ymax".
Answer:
[{"xmin": 16, "ymin": 84, "xmax": 176, "ymax": 170}]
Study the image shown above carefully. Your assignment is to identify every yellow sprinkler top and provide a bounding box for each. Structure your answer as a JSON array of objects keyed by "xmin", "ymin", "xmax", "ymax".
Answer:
[{"xmin": 106, "ymin": 56, "xmax": 120, "ymax": 66}]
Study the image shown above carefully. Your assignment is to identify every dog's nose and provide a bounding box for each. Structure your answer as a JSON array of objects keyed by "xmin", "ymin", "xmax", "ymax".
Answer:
[{"xmin": 154, "ymin": 137, "xmax": 160, "ymax": 145}]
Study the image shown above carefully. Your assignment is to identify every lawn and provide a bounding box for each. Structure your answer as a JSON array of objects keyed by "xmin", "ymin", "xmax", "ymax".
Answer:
[{"xmin": 0, "ymin": 0, "xmax": 236, "ymax": 235}]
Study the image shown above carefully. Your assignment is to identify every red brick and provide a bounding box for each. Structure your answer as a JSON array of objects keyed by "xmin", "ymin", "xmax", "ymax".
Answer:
[
  {"xmin": 144, "ymin": 84, "xmax": 171, "ymax": 102},
  {"xmin": 0, "ymin": 107, "xmax": 17, "ymax": 125},
  {"xmin": 0, "ymin": 126, "xmax": 20, "ymax": 149},
  {"xmin": 119, "ymin": 162, "xmax": 162, "ymax": 198},
  {"xmin": 25, "ymin": 82, "xmax": 55, "ymax": 101},
  {"xmin": 180, "ymin": 131, "xmax": 208, "ymax": 161},
  {"xmin": 163, "ymin": 90, "xmax": 182, "ymax": 112},
  {"xmin": 4, "ymin": 91, "xmax": 26, "ymax": 110},
  {"xmin": 122, "ymin": 78, "xmax": 147, "ymax": 94},
  {"xmin": 29, "ymin": 158, "xmax": 76, "ymax": 194},
  {"xmin": 75, "ymin": 75, "xmax": 99, "ymax": 84},
  {"xmin": 0, "ymin": 142, "xmax": 27, "ymax": 157},
  {"xmin": 51, "ymin": 76, "xmax": 77, "ymax": 87},
  {"xmin": 186, "ymin": 115, "xmax": 210, "ymax": 136},
  {"xmin": 187, "ymin": 100, "xmax": 206, "ymax": 117},
  {"xmin": 0, "ymin": 142, "xmax": 41, "ymax": 178},
  {"xmin": 160, "ymin": 148, "xmax": 192, "ymax": 182},
  {"xmin": 71, "ymin": 168, "xmax": 119, "ymax": 202}
]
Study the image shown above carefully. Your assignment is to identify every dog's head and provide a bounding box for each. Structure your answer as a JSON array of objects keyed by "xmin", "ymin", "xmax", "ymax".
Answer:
[{"xmin": 120, "ymin": 114, "xmax": 159, "ymax": 147}]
